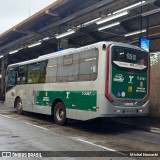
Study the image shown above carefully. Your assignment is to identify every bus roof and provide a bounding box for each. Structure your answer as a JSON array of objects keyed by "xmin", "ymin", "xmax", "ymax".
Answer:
[
  {"xmin": 7, "ymin": 41, "xmax": 146, "ymax": 68},
  {"xmin": 8, "ymin": 48, "xmax": 76, "ymax": 68}
]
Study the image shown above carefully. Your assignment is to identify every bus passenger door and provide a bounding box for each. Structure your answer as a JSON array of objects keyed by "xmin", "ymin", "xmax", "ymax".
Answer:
[{"xmin": 5, "ymin": 69, "xmax": 17, "ymax": 108}]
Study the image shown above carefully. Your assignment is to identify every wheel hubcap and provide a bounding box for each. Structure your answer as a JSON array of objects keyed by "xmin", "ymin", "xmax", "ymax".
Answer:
[
  {"xmin": 56, "ymin": 106, "xmax": 64, "ymax": 121},
  {"xmin": 17, "ymin": 102, "xmax": 22, "ymax": 111}
]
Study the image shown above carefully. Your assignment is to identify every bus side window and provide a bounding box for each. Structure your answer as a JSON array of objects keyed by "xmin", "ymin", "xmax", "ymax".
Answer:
[
  {"xmin": 17, "ymin": 66, "xmax": 28, "ymax": 84},
  {"xmin": 78, "ymin": 48, "xmax": 98, "ymax": 81},
  {"xmin": 91, "ymin": 48, "xmax": 98, "ymax": 80},
  {"xmin": 57, "ymin": 54, "xmax": 75, "ymax": 82},
  {"xmin": 28, "ymin": 61, "xmax": 47, "ymax": 84},
  {"xmin": 46, "ymin": 49, "xmax": 98, "ymax": 83},
  {"xmin": 57, "ymin": 56, "xmax": 66, "ymax": 82},
  {"xmin": 46, "ymin": 58, "xmax": 57, "ymax": 83},
  {"xmin": 79, "ymin": 50, "xmax": 92, "ymax": 81},
  {"xmin": 71, "ymin": 53, "xmax": 79, "ymax": 81}
]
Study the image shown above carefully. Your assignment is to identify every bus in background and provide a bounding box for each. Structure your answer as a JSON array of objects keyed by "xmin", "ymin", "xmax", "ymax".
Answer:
[{"xmin": 5, "ymin": 42, "xmax": 150, "ymax": 125}]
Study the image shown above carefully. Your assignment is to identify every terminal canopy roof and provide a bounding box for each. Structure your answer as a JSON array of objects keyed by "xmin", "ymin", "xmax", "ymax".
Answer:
[{"xmin": 0, "ymin": 0, "xmax": 160, "ymax": 64}]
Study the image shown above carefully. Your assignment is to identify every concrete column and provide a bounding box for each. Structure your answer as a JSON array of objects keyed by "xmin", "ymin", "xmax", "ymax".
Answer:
[
  {"xmin": 1, "ymin": 54, "xmax": 8, "ymax": 101},
  {"xmin": 58, "ymin": 38, "xmax": 68, "ymax": 50}
]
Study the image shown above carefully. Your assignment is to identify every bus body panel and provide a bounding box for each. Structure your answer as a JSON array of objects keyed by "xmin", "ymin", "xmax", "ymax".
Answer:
[
  {"xmin": 108, "ymin": 44, "xmax": 149, "ymax": 101},
  {"xmin": 5, "ymin": 88, "xmax": 16, "ymax": 108},
  {"xmin": 5, "ymin": 41, "xmax": 150, "ymax": 122},
  {"xmin": 5, "ymin": 81, "xmax": 100, "ymax": 120},
  {"xmin": 99, "ymin": 95, "xmax": 149, "ymax": 117}
]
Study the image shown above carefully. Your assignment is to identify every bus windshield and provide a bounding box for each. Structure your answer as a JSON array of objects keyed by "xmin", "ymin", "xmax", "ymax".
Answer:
[
  {"xmin": 112, "ymin": 46, "xmax": 148, "ymax": 71},
  {"xmin": 6, "ymin": 70, "xmax": 16, "ymax": 86}
]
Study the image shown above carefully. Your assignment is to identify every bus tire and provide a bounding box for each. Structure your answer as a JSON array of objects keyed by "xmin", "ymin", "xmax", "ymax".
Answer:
[
  {"xmin": 54, "ymin": 102, "xmax": 67, "ymax": 125},
  {"xmin": 16, "ymin": 98, "xmax": 23, "ymax": 115}
]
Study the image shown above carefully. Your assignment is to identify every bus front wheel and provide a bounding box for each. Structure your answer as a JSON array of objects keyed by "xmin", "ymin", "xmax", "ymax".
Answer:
[
  {"xmin": 16, "ymin": 98, "xmax": 23, "ymax": 115},
  {"xmin": 54, "ymin": 102, "xmax": 67, "ymax": 125}
]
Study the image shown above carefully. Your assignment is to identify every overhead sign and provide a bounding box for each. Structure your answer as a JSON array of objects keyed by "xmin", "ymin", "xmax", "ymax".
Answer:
[{"xmin": 140, "ymin": 37, "xmax": 150, "ymax": 52}]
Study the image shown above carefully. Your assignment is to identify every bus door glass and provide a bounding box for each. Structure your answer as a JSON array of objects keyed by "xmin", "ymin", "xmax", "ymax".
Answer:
[{"xmin": 6, "ymin": 69, "xmax": 16, "ymax": 87}]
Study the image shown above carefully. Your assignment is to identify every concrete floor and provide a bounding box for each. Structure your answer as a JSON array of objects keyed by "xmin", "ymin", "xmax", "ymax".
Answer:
[{"xmin": 0, "ymin": 103, "xmax": 159, "ymax": 160}]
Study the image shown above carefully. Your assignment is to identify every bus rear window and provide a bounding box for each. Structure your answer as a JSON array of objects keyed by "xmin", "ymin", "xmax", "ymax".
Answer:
[{"xmin": 112, "ymin": 46, "xmax": 148, "ymax": 70}]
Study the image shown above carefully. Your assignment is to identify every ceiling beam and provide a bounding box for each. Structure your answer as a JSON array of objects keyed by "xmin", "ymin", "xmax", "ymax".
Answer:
[
  {"xmin": 13, "ymin": 28, "xmax": 40, "ymax": 36},
  {"xmin": 40, "ymin": 0, "xmax": 115, "ymax": 32},
  {"xmin": 0, "ymin": 0, "xmax": 114, "ymax": 53},
  {"xmin": 78, "ymin": 28, "xmax": 98, "ymax": 41},
  {"xmin": 45, "ymin": 10, "xmax": 59, "ymax": 17},
  {"xmin": 0, "ymin": 0, "xmax": 157, "ymax": 54}
]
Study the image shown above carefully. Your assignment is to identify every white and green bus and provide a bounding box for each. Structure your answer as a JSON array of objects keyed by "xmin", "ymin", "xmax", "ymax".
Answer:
[{"xmin": 5, "ymin": 41, "xmax": 150, "ymax": 125}]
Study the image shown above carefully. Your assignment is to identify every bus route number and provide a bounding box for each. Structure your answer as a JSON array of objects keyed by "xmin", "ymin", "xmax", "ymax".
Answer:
[
  {"xmin": 82, "ymin": 91, "xmax": 92, "ymax": 96},
  {"xmin": 126, "ymin": 53, "xmax": 136, "ymax": 61}
]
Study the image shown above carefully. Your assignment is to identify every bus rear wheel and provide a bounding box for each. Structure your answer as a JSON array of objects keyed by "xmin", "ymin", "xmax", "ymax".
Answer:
[
  {"xmin": 16, "ymin": 98, "xmax": 23, "ymax": 115},
  {"xmin": 54, "ymin": 102, "xmax": 67, "ymax": 125}
]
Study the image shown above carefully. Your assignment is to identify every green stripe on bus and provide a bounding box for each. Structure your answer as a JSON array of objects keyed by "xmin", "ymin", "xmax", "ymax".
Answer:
[{"xmin": 36, "ymin": 91, "xmax": 97, "ymax": 112}]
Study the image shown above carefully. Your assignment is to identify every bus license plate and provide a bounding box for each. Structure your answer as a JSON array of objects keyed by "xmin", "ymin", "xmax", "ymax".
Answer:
[
  {"xmin": 125, "ymin": 103, "xmax": 134, "ymax": 106},
  {"xmin": 124, "ymin": 109, "xmax": 137, "ymax": 114}
]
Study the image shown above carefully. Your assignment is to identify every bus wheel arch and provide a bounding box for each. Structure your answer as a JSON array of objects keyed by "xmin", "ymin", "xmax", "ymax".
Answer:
[
  {"xmin": 52, "ymin": 98, "xmax": 67, "ymax": 125},
  {"xmin": 14, "ymin": 96, "xmax": 23, "ymax": 115}
]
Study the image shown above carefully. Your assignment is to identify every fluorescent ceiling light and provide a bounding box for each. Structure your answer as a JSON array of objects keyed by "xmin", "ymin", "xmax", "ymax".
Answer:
[
  {"xmin": 9, "ymin": 48, "xmax": 23, "ymax": 54},
  {"xmin": 9, "ymin": 50, "xmax": 19, "ymax": 54},
  {"xmin": 56, "ymin": 30, "xmax": 75, "ymax": 39},
  {"xmin": 96, "ymin": 11, "xmax": 128, "ymax": 25},
  {"xmin": 113, "ymin": 1, "xmax": 146, "ymax": 14},
  {"xmin": 77, "ymin": 17, "xmax": 101, "ymax": 28},
  {"xmin": 98, "ymin": 22, "xmax": 120, "ymax": 31},
  {"xmin": 124, "ymin": 29, "xmax": 146, "ymax": 37},
  {"xmin": 42, "ymin": 37, "xmax": 50, "ymax": 41},
  {"xmin": 0, "ymin": 55, "xmax": 3, "ymax": 58},
  {"xmin": 28, "ymin": 42, "xmax": 42, "ymax": 48}
]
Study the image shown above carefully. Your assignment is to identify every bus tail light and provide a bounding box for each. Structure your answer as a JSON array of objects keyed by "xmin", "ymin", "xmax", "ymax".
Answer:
[
  {"xmin": 139, "ymin": 109, "xmax": 146, "ymax": 113},
  {"xmin": 105, "ymin": 44, "xmax": 114, "ymax": 103},
  {"xmin": 113, "ymin": 109, "xmax": 120, "ymax": 113},
  {"xmin": 106, "ymin": 95, "xmax": 114, "ymax": 103}
]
